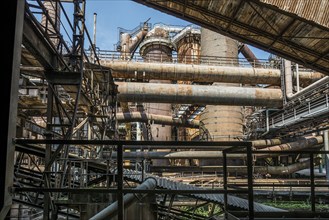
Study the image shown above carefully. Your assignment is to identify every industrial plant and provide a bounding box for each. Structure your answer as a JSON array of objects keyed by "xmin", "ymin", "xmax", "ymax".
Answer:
[{"xmin": 3, "ymin": 0, "xmax": 329, "ymax": 219}]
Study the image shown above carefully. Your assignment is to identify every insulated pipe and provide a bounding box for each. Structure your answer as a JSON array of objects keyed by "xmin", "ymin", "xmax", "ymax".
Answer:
[
  {"xmin": 116, "ymin": 112, "xmax": 199, "ymax": 128},
  {"xmin": 116, "ymin": 82, "xmax": 283, "ymax": 107},
  {"xmin": 90, "ymin": 178, "xmax": 157, "ymax": 220},
  {"xmin": 101, "ymin": 61, "xmax": 323, "ymax": 86},
  {"xmin": 260, "ymin": 136, "xmax": 323, "ymax": 152},
  {"xmin": 252, "ymin": 138, "xmax": 284, "ymax": 148}
]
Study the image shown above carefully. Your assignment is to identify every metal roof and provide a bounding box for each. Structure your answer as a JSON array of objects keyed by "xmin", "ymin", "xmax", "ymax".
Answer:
[{"xmin": 133, "ymin": 0, "xmax": 329, "ymax": 75}]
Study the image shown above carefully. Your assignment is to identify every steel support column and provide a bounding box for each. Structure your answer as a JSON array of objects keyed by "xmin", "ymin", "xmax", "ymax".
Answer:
[
  {"xmin": 44, "ymin": 85, "xmax": 53, "ymax": 220},
  {"xmin": 247, "ymin": 146, "xmax": 254, "ymax": 219},
  {"xmin": 117, "ymin": 144, "xmax": 124, "ymax": 220},
  {"xmin": 0, "ymin": 0, "xmax": 24, "ymax": 218},
  {"xmin": 310, "ymin": 154, "xmax": 315, "ymax": 213},
  {"xmin": 324, "ymin": 130, "xmax": 329, "ymax": 181},
  {"xmin": 223, "ymin": 151, "xmax": 228, "ymax": 219}
]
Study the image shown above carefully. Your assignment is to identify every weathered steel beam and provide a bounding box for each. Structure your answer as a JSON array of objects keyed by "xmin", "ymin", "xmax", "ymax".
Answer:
[{"xmin": 22, "ymin": 16, "xmax": 58, "ymax": 70}]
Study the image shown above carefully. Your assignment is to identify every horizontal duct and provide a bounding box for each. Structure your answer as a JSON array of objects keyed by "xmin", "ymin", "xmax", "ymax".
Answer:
[
  {"xmin": 117, "ymin": 82, "xmax": 283, "ymax": 107},
  {"xmin": 101, "ymin": 61, "xmax": 323, "ymax": 85},
  {"xmin": 116, "ymin": 112, "xmax": 199, "ymax": 128}
]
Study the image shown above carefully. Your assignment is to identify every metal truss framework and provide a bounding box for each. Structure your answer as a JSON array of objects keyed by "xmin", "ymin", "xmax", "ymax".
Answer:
[
  {"xmin": 13, "ymin": 139, "xmax": 329, "ymax": 219},
  {"xmin": 9, "ymin": 0, "xmax": 117, "ymax": 218}
]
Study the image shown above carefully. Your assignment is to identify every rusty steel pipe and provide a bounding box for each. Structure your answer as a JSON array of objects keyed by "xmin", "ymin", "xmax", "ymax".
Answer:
[
  {"xmin": 101, "ymin": 61, "xmax": 323, "ymax": 85},
  {"xmin": 252, "ymin": 138, "xmax": 284, "ymax": 148},
  {"xmin": 116, "ymin": 82, "xmax": 283, "ymax": 107},
  {"xmin": 239, "ymin": 44, "xmax": 262, "ymax": 68},
  {"xmin": 116, "ymin": 112, "xmax": 199, "ymax": 128},
  {"xmin": 261, "ymin": 136, "xmax": 323, "ymax": 152}
]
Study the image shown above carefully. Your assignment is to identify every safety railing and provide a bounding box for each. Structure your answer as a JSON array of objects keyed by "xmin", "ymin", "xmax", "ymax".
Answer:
[{"xmin": 86, "ymin": 49, "xmax": 279, "ymax": 69}]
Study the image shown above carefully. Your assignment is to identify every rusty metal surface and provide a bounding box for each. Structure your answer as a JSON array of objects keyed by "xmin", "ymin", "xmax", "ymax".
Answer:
[
  {"xmin": 260, "ymin": 0, "xmax": 329, "ymax": 28},
  {"xmin": 200, "ymin": 105, "xmax": 244, "ymax": 141},
  {"xmin": 261, "ymin": 136, "xmax": 323, "ymax": 152},
  {"xmin": 102, "ymin": 61, "xmax": 323, "ymax": 86},
  {"xmin": 116, "ymin": 82, "xmax": 283, "ymax": 107},
  {"xmin": 175, "ymin": 31, "xmax": 201, "ymax": 63},
  {"xmin": 133, "ymin": 0, "xmax": 329, "ymax": 75},
  {"xmin": 116, "ymin": 112, "xmax": 199, "ymax": 128}
]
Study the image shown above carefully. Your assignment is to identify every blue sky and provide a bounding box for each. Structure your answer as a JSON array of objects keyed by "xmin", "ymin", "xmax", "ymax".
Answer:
[{"xmin": 63, "ymin": 0, "xmax": 270, "ymax": 59}]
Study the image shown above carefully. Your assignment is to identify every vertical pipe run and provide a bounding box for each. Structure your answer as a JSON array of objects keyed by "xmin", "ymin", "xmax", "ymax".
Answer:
[
  {"xmin": 93, "ymin": 13, "xmax": 97, "ymax": 47},
  {"xmin": 92, "ymin": 13, "xmax": 97, "ymax": 63},
  {"xmin": 284, "ymin": 59, "xmax": 293, "ymax": 98},
  {"xmin": 296, "ymin": 64, "xmax": 300, "ymax": 92}
]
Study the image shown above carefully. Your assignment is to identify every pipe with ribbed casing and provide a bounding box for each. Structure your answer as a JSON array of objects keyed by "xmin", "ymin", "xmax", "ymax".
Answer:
[
  {"xmin": 102, "ymin": 61, "xmax": 323, "ymax": 86},
  {"xmin": 116, "ymin": 82, "xmax": 283, "ymax": 107},
  {"xmin": 116, "ymin": 112, "xmax": 199, "ymax": 128}
]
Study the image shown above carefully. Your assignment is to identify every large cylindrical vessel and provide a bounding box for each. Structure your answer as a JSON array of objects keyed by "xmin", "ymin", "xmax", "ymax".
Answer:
[
  {"xmin": 139, "ymin": 25, "xmax": 174, "ymax": 166},
  {"xmin": 200, "ymin": 29, "xmax": 244, "ymax": 165}
]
